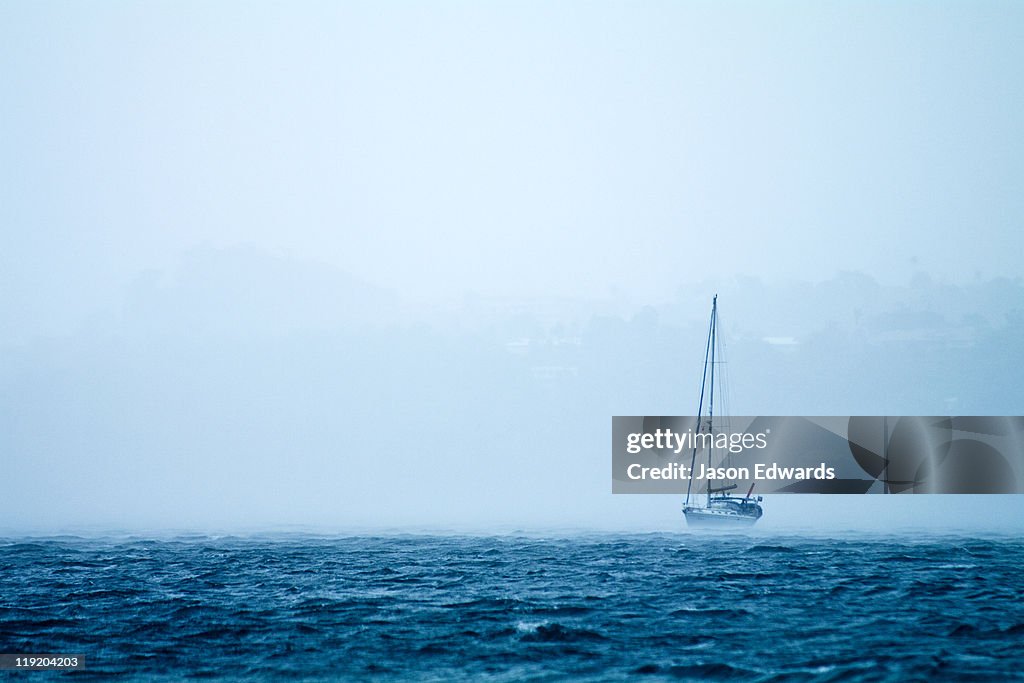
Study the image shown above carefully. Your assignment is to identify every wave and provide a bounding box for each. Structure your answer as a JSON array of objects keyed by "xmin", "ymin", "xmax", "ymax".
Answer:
[{"xmin": 514, "ymin": 621, "xmax": 606, "ymax": 643}]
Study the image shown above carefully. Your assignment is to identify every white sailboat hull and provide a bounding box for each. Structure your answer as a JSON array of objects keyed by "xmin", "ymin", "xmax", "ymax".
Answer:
[{"xmin": 683, "ymin": 505, "xmax": 762, "ymax": 528}]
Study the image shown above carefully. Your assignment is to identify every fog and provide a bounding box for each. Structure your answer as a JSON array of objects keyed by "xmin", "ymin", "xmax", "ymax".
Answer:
[
  {"xmin": 2, "ymin": 2, "xmax": 1023, "ymax": 533},
  {"xmin": 2, "ymin": 250, "xmax": 1022, "ymax": 533}
]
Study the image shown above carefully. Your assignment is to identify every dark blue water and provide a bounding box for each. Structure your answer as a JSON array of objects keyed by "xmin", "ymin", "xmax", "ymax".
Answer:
[{"xmin": 1, "ymin": 533, "xmax": 1022, "ymax": 681}]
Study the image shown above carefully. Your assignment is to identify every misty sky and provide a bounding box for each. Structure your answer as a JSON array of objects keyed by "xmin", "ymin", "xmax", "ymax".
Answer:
[{"xmin": 2, "ymin": 2, "xmax": 1023, "ymax": 533}]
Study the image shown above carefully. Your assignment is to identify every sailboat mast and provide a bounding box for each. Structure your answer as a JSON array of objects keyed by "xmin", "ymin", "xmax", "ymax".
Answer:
[
  {"xmin": 707, "ymin": 295, "xmax": 717, "ymax": 503},
  {"xmin": 685, "ymin": 296, "xmax": 716, "ymax": 506}
]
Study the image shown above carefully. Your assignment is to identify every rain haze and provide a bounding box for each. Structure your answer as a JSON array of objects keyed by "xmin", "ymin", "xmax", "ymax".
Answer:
[{"xmin": 2, "ymin": 1, "xmax": 1023, "ymax": 534}]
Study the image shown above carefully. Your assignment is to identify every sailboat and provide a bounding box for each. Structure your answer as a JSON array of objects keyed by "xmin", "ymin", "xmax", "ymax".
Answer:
[{"xmin": 682, "ymin": 295, "xmax": 764, "ymax": 528}]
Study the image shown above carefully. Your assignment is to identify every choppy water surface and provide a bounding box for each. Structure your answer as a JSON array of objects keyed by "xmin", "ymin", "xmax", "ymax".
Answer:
[{"xmin": 1, "ymin": 533, "xmax": 1021, "ymax": 681}]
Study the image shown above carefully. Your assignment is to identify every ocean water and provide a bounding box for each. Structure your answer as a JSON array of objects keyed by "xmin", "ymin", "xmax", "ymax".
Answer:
[{"xmin": 1, "ymin": 533, "xmax": 1022, "ymax": 681}]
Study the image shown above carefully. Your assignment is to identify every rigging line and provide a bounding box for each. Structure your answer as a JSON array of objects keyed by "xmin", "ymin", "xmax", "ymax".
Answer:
[
  {"xmin": 717, "ymin": 310, "xmax": 733, "ymax": 472},
  {"xmin": 685, "ymin": 296, "xmax": 715, "ymax": 507},
  {"xmin": 717, "ymin": 308, "xmax": 730, "ymax": 426}
]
